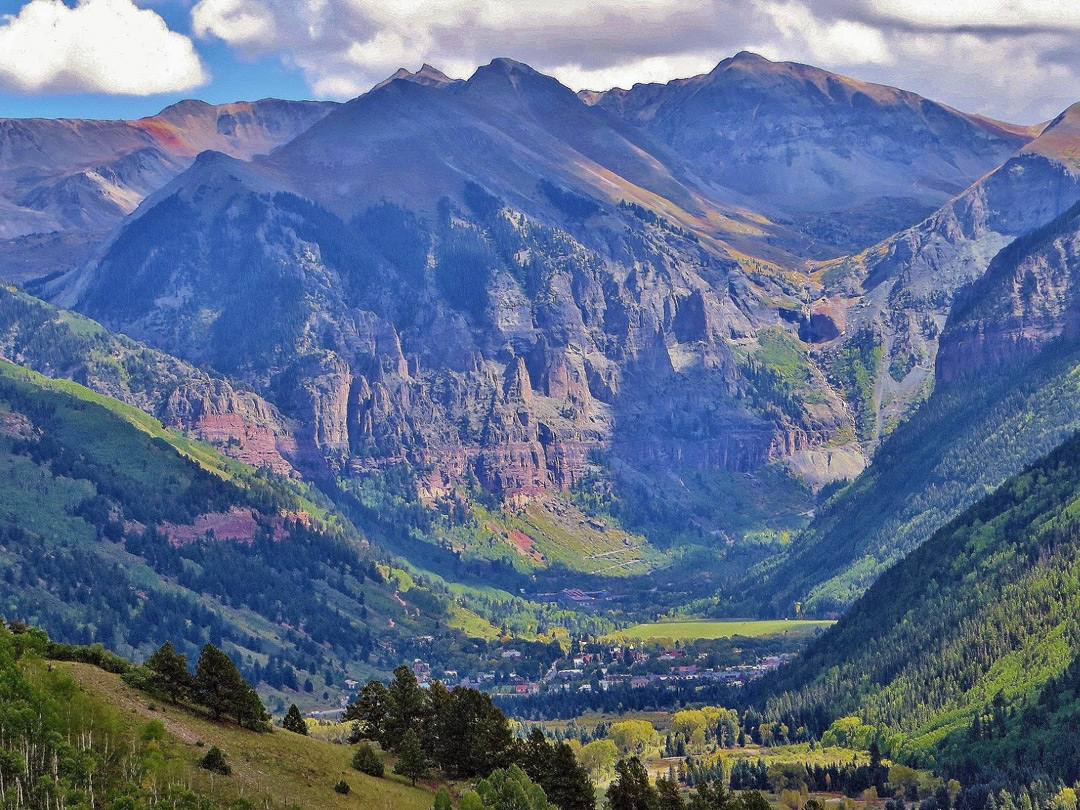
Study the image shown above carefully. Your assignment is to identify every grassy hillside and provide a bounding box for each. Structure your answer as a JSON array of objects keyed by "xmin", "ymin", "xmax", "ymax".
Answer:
[
  {"xmin": 753, "ymin": 428, "xmax": 1080, "ymax": 783},
  {"xmin": 61, "ymin": 661, "xmax": 435, "ymax": 810},
  {"xmin": 0, "ymin": 620, "xmax": 436, "ymax": 810},
  {"xmin": 0, "ymin": 358, "xmax": 461, "ymax": 702}
]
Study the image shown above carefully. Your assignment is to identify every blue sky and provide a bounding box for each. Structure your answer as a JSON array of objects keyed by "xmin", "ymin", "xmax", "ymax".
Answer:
[{"xmin": 2, "ymin": 0, "xmax": 1080, "ymax": 123}]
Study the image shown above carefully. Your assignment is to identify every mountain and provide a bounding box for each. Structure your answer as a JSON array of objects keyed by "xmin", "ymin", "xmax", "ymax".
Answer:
[
  {"xmin": 585, "ymin": 51, "xmax": 1037, "ymax": 254},
  {"xmin": 753, "ymin": 427, "xmax": 1080, "ymax": 788},
  {"xmin": 42, "ymin": 60, "xmax": 869, "ymax": 559},
  {"xmin": 753, "ymin": 200, "xmax": 1080, "ymax": 615},
  {"xmin": 11, "ymin": 54, "xmax": 1080, "ymax": 613},
  {"xmin": 0, "ymin": 98, "xmax": 337, "ymax": 281},
  {"xmin": 816, "ymin": 104, "xmax": 1080, "ymax": 442},
  {"xmin": 0, "ymin": 358, "xmax": 470, "ymax": 697}
]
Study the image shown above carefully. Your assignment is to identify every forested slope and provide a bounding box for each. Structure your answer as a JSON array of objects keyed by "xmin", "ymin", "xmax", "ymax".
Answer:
[
  {"xmin": 755, "ymin": 428, "xmax": 1080, "ymax": 784},
  {"xmin": 0, "ymin": 359, "xmax": 457, "ymax": 697}
]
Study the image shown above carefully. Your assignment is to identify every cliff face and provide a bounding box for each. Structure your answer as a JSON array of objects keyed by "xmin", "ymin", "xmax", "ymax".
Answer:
[
  {"xmin": 30, "ymin": 57, "xmax": 1071, "ymax": 512},
  {"xmin": 809, "ymin": 116, "xmax": 1080, "ymax": 442},
  {"xmin": 44, "ymin": 129, "xmax": 853, "ymax": 505},
  {"xmin": 937, "ymin": 202, "xmax": 1080, "ymax": 382}
]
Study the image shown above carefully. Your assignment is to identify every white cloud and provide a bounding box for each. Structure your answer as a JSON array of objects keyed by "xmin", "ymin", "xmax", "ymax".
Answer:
[
  {"xmin": 762, "ymin": 1, "xmax": 892, "ymax": 65},
  {"xmin": 0, "ymin": 0, "xmax": 207, "ymax": 95},
  {"xmin": 188, "ymin": 0, "xmax": 1080, "ymax": 122}
]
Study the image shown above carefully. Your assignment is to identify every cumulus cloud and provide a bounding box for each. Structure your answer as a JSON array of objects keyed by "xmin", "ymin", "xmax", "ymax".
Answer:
[
  {"xmin": 0, "ymin": 0, "xmax": 207, "ymax": 95},
  {"xmin": 190, "ymin": 0, "xmax": 1080, "ymax": 122}
]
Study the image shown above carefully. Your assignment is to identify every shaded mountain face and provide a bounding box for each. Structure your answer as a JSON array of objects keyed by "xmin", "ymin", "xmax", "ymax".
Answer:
[
  {"xmin": 585, "ymin": 51, "xmax": 1035, "ymax": 254},
  {"xmin": 0, "ymin": 98, "xmax": 337, "ymax": 281},
  {"xmin": 19, "ymin": 55, "xmax": 1078, "ymax": 571},
  {"xmin": 813, "ymin": 105, "xmax": 1080, "ymax": 444}
]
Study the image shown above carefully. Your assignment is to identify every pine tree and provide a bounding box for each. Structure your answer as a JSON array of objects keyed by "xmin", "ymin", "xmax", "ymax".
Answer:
[
  {"xmin": 545, "ymin": 741, "xmax": 596, "ymax": 810},
  {"xmin": 657, "ymin": 777, "xmax": 686, "ymax": 810},
  {"xmin": 386, "ymin": 665, "xmax": 430, "ymax": 750},
  {"xmin": 195, "ymin": 643, "xmax": 268, "ymax": 729},
  {"xmin": 352, "ymin": 743, "xmax": 385, "ymax": 777},
  {"xmin": 345, "ymin": 679, "xmax": 391, "ymax": 744},
  {"xmin": 283, "ymin": 704, "xmax": 308, "ymax": 735},
  {"xmin": 607, "ymin": 757, "xmax": 658, "ymax": 810},
  {"xmin": 146, "ymin": 641, "xmax": 196, "ymax": 704},
  {"xmin": 198, "ymin": 746, "xmax": 231, "ymax": 775},
  {"xmin": 394, "ymin": 729, "xmax": 429, "ymax": 786}
]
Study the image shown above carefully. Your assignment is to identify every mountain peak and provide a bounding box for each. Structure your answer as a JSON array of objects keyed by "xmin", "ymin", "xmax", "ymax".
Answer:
[
  {"xmin": 372, "ymin": 63, "xmax": 456, "ymax": 92},
  {"xmin": 1022, "ymin": 101, "xmax": 1080, "ymax": 168},
  {"xmin": 480, "ymin": 57, "xmax": 539, "ymax": 75},
  {"xmin": 150, "ymin": 98, "xmax": 216, "ymax": 121},
  {"xmin": 463, "ymin": 58, "xmax": 578, "ymax": 107},
  {"xmin": 726, "ymin": 50, "xmax": 773, "ymax": 66}
]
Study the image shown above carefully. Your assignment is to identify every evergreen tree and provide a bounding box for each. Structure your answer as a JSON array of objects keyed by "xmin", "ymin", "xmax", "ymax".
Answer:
[
  {"xmin": 689, "ymin": 781, "xmax": 730, "ymax": 810},
  {"xmin": 283, "ymin": 703, "xmax": 308, "ymax": 735},
  {"xmin": 607, "ymin": 757, "xmax": 658, "ymax": 810},
  {"xmin": 146, "ymin": 641, "xmax": 196, "ymax": 704},
  {"xmin": 345, "ymin": 679, "xmax": 391, "ymax": 743},
  {"xmin": 387, "ymin": 665, "xmax": 430, "ymax": 750},
  {"xmin": 545, "ymin": 741, "xmax": 596, "ymax": 810},
  {"xmin": 194, "ymin": 643, "xmax": 268, "ymax": 729},
  {"xmin": 198, "ymin": 746, "xmax": 231, "ymax": 775},
  {"xmin": 394, "ymin": 729, "xmax": 429, "ymax": 786},
  {"xmin": 657, "ymin": 778, "xmax": 686, "ymax": 810},
  {"xmin": 352, "ymin": 743, "xmax": 385, "ymax": 777}
]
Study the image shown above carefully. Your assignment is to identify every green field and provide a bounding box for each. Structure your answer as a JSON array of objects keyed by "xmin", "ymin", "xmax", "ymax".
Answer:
[{"xmin": 616, "ymin": 619, "xmax": 835, "ymax": 641}]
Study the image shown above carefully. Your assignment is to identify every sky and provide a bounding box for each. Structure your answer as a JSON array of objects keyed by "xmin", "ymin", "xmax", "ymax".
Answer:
[{"xmin": 0, "ymin": 0, "xmax": 1079, "ymax": 123}]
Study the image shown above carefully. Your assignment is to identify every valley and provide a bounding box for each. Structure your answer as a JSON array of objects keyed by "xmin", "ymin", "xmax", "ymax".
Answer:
[{"xmin": 5, "ymin": 43, "xmax": 1080, "ymax": 810}]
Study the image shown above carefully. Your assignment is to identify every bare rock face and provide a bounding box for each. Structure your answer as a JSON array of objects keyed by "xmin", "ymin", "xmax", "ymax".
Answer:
[
  {"xmin": 937, "ymin": 202, "xmax": 1080, "ymax": 382},
  {"xmin": 815, "ymin": 131, "xmax": 1080, "ymax": 443},
  {"xmin": 55, "ymin": 159, "xmax": 853, "ymax": 499},
  {"xmin": 163, "ymin": 380, "xmax": 305, "ymax": 475}
]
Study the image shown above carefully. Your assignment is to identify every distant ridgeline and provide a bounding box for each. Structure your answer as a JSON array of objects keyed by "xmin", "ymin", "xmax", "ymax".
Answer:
[{"xmin": 751, "ymin": 428, "xmax": 1080, "ymax": 804}]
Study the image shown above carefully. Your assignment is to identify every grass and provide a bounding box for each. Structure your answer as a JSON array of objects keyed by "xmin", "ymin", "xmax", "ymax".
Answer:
[
  {"xmin": 615, "ymin": 619, "xmax": 835, "ymax": 641},
  {"xmin": 512, "ymin": 498, "xmax": 662, "ymax": 576},
  {"xmin": 58, "ymin": 661, "xmax": 438, "ymax": 810},
  {"xmin": 0, "ymin": 359, "xmax": 236, "ymax": 479}
]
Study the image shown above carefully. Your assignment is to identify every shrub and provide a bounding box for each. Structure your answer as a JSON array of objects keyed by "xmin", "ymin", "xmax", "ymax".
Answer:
[
  {"xmin": 352, "ymin": 743, "xmax": 384, "ymax": 777},
  {"xmin": 334, "ymin": 780, "xmax": 351, "ymax": 795},
  {"xmin": 198, "ymin": 746, "xmax": 231, "ymax": 775}
]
